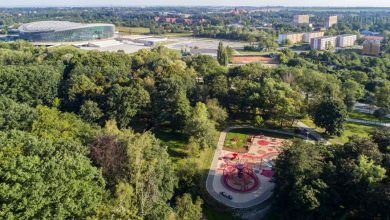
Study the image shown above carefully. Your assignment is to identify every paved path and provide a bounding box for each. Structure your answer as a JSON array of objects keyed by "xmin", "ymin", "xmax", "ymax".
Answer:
[
  {"xmin": 205, "ymin": 125, "xmax": 305, "ymax": 209},
  {"xmin": 354, "ymin": 102, "xmax": 390, "ymax": 118},
  {"xmin": 296, "ymin": 121, "xmax": 331, "ymax": 145},
  {"xmin": 347, "ymin": 118, "xmax": 390, "ymax": 127}
]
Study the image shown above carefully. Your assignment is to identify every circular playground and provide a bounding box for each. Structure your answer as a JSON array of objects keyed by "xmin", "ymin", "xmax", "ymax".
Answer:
[
  {"xmin": 223, "ymin": 160, "xmax": 260, "ymax": 193},
  {"xmin": 206, "ymin": 127, "xmax": 290, "ymax": 208}
]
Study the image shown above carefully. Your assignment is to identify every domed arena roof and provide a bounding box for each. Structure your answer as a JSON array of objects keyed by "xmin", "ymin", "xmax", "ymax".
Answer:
[{"xmin": 18, "ymin": 21, "xmax": 114, "ymax": 33}]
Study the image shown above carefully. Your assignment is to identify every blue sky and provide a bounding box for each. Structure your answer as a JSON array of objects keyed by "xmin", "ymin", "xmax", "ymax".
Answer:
[{"xmin": 2, "ymin": 0, "xmax": 390, "ymax": 7}]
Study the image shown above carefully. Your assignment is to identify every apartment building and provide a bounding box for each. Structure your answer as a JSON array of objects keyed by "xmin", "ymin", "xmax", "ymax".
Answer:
[
  {"xmin": 326, "ymin": 15, "xmax": 338, "ymax": 28},
  {"xmin": 363, "ymin": 40, "xmax": 381, "ymax": 56},
  {"xmin": 337, "ymin": 34, "xmax": 357, "ymax": 48},
  {"xmin": 293, "ymin": 15, "xmax": 310, "ymax": 24},
  {"xmin": 278, "ymin": 31, "xmax": 324, "ymax": 44},
  {"xmin": 303, "ymin": 31, "xmax": 325, "ymax": 42},
  {"xmin": 310, "ymin": 36, "xmax": 337, "ymax": 50},
  {"xmin": 277, "ymin": 32, "xmax": 304, "ymax": 44}
]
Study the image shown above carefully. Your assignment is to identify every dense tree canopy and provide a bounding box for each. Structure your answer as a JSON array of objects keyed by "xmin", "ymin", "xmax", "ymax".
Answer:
[
  {"xmin": 274, "ymin": 135, "xmax": 390, "ymax": 219},
  {"xmin": 0, "ymin": 130, "xmax": 106, "ymax": 219},
  {"xmin": 0, "ymin": 96, "xmax": 36, "ymax": 131},
  {"xmin": 0, "ymin": 39, "xmax": 388, "ymax": 219}
]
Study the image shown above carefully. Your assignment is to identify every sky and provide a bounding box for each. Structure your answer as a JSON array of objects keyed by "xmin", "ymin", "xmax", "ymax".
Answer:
[{"xmin": 1, "ymin": 0, "xmax": 389, "ymax": 7}]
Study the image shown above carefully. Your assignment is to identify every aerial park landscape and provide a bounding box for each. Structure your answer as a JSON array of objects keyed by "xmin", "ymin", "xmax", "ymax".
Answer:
[{"xmin": 0, "ymin": 2, "xmax": 389, "ymax": 220}]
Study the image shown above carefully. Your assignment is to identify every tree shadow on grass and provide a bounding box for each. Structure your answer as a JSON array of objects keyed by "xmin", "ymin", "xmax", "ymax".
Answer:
[{"xmin": 154, "ymin": 129, "xmax": 188, "ymax": 160}]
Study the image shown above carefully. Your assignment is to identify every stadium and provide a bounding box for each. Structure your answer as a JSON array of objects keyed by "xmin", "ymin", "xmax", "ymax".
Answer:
[{"xmin": 18, "ymin": 21, "xmax": 115, "ymax": 42}]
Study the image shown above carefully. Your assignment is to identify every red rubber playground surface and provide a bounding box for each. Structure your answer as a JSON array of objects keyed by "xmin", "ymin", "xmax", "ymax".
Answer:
[
  {"xmin": 223, "ymin": 164, "xmax": 260, "ymax": 193},
  {"xmin": 257, "ymin": 139, "xmax": 271, "ymax": 146}
]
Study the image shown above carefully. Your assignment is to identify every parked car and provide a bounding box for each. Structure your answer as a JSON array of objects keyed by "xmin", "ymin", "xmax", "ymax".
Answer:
[{"xmin": 220, "ymin": 191, "xmax": 233, "ymax": 200}]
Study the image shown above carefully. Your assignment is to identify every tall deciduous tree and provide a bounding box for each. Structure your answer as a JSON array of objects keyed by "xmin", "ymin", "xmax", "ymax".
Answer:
[
  {"xmin": 206, "ymin": 98, "xmax": 228, "ymax": 126},
  {"xmin": 274, "ymin": 137, "xmax": 389, "ymax": 219},
  {"xmin": 311, "ymin": 97, "xmax": 347, "ymax": 136},
  {"xmin": 273, "ymin": 140, "xmax": 329, "ymax": 218},
  {"xmin": 0, "ymin": 65, "xmax": 62, "ymax": 106},
  {"xmin": 107, "ymin": 83, "xmax": 150, "ymax": 128},
  {"xmin": 31, "ymin": 106, "xmax": 96, "ymax": 145},
  {"xmin": 175, "ymin": 193, "xmax": 203, "ymax": 220},
  {"xmin": 375, "ymin": 82, "xmax": 390, "ymax": 111},
  {"xmin": 94, "ymin": 182, "xmax": 142, "ymax": 220},
  {"xmin": 370, "ymin": 129, "xmax": 390, "ymax": 153},
  {"xmin": 0, "ymin": 96, "xmax": 36, "ymax": 131},
  {"xmin": 79, "ymin": 100, "xmax": 103, "ymax": 123},
  {"xmin": 217, "ymin": 41, "xmax": 228, "ymax": 66},
  {"xmin": 90, "ymin": 123, "xmax": 176, "ymax": 220},
  {"xmin": 342, "ymin": 79, "xmax": 364, "ymax": 111},
  {"xmin": 0, "ymin": 130, "xmax": 106, "ymax": 219},
  {"xmin": 184, "ymin": 102, "xmax": 218, "ymax": 149}
]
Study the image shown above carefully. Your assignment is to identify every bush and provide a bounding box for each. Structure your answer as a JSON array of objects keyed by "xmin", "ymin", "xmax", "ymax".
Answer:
[{"xmin": 254, "ymin": 115, "xmax": 265, "ymax": 127}]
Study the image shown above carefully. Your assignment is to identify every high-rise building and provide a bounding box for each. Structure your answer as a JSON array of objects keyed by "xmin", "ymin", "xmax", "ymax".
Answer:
[
  {"xmin": 326, "ymin": 15, "xmax": 338, "ymax": 28},
  {"xmin": 337, "ymin": 34, "xmax": 357, "ymax": 48},
  {"xmin": 293, "ymin": 15, "xmax": 310, "ymax": 24},
  {"xmin": 277, "ymin": 32, "xmax": 304, "ymax": 44},
  {"xmin": 310, "ymin": 36, "xmax": 337, "ymax": 50},
  {"xmin": 303, "ymin": 32, "xmax": 325, "ymax": 43},
  {"xmin": 363, "ymin": 40, "xmax": 381, "ymax": 56}
]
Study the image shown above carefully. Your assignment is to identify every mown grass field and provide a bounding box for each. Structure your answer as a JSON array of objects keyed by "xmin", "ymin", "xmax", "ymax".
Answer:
[
  {"xmin": 159, "ymin": 32, "xmax": 194, "ymax": 37},
  {"xmin": 225, "ymin": 128, "xmax": 259, "ymax": 149},
  {"xmin": 116, "ymin": 26, "xmax": 150, "ymax": 34},
  {"xmin": 154, "ymin": 129, "xmax": 187, "ymax": 164},
  {"xmin": 301, "ymin": 118, "xmax": 378, "ymax": 145},
  {"xmin": 349, "ymin": 111, "xmax": 390, "ymax": 123}
]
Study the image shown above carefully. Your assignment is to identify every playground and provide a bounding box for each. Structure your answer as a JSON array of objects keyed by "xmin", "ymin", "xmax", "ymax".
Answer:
[{"xmin": 206, "ymin": 127, "xmax": 290, "ymax": 208}]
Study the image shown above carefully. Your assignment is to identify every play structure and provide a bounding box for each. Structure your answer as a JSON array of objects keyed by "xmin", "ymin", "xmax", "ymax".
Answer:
[
  {"xmin": 207, "ymin": 127, "xmax": 292, "ymax": 208},
  {"xmin": 219, "ymin": 135, "xmax": 285, "ymax": 193},
  {"xmin": 222, "ymin": 158, "xmax": 260, "ymax": 193}
]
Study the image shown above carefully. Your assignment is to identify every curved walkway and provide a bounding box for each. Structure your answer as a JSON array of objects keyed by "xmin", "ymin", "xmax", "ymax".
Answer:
[
  {"xmin": 347, "ymin": 118, "xmax": 390, "ymax": 127},
  {"xmin": 296, "ymin": 121, "xmax": 331, "ymax": 145}
]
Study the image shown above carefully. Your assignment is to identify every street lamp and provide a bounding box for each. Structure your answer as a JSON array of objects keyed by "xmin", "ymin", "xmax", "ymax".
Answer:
[{"xmin": 306, "ymin": 131, "xmax": 310, "ymax": 140}]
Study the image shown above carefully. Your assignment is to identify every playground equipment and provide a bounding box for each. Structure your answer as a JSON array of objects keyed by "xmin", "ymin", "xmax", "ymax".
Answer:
[{"xmin": 222, "ymin": 157, "xmax": 260, "ymax": 193}]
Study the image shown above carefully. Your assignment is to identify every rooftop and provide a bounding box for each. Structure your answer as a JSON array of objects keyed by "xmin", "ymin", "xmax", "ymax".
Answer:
[{"xmin": 18, "ymin": 21, "xmax": 114, "ymax": 33}]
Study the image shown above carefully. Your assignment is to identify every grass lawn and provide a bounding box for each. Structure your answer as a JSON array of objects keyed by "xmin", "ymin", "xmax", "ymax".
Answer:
[
  {"xmin": 154, "ymin": 129, "xmax": 188, "ymax": 164},
  {"xmin": 225, "ymin": 128, "xmax": 259, "ymax": 149},
  {"xmin": 224, "ymin": 127, "xmax": 297, "ymax": 149},
  {"xmin": 349, "ymin": 111, "xmax": 390, "ymax": 123},
  {"xmin": 159, "ymin": 32, "xmax": 194, "ymax": 37},
  {"xmin": 116, "ymin": 26, "xmax": 150, "ymax": 34},
  {"xmin": 290, "ymin": 43, "xmax": 310, "ymax": 51},
  {"xmin": 328, "ymin": 122, "xmax": 377, "ymax": 145},
  {"xmin": 300, "ymin": 118, "xmax": 377, "ymax": 145}
]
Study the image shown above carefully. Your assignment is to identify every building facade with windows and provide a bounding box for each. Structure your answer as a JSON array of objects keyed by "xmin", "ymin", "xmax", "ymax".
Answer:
[
  {"xmin": 363, "ymin": 40, "xmax": 381, "ymax": 56},
  {"xmin": 337, "ymin": 34, "xmax": 357, "ymax": 48},
  {"xmin": 293, "ymin": 15, "xmax": 310, "ymax": 24},
  {"xmin": 18, "ymin": 21, "xmax": 115, "ymax": 42},
  {"xmin": 303, "ymin": 31, "xmax": 325, "ymax": 42},
  {"xmin": 310, "ymin": 36, "xmax": 337, "ymax": 50},
  {"xmin": 326, "ymin": 15, "xmax": 338, "ymax": 28},
  {"xmin": 278, "ymin": 31, "xmax": 324, "ymax": 44},
  {"xmin": 277, "ymin": 32, "xmax": 305, "ymax": 44}
]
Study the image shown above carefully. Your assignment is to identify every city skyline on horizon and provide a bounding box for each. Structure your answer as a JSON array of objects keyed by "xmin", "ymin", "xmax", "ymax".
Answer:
[{"xmin": 2, "ymin": 0, "xmax": 390, "ymax": 8}]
